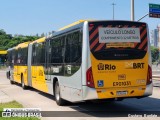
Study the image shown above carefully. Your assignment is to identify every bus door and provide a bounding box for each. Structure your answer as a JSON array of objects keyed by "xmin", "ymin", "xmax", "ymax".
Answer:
[
  {"xmin": 17, "ymin": 48, "xmax": 22, "ymax": 83},
  {"xmin": 31, "ymin": 43, "xmax": 38, "ymax": 88},
  {"xmin": 45, "ymin": 39, "xmax": 51, "ymax": 81},
  {"xmin": 32, "ymin": 66, "xmax": 38, "ymax": 88},
  {"xmin": 13, "ymin": 49, "xmax": 18, "ymax": 82},
  {"xmin": 35, "ymin": 42, "xmax": 48, "ymax": 92},
  {"xmin": 13, "ymin": 65, "xmax": 18, "ymax": 81}
]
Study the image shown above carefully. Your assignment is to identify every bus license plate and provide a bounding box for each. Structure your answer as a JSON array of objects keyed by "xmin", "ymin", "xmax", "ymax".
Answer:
[{"xmin": 116, "ymin": 91, "xmax": 128, "ymax": 96}]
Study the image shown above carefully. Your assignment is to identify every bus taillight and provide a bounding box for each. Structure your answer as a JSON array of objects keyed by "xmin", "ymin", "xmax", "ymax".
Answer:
[
  {"xmin": 147, "ymin": 65, "xmax": 152, "ymax": 85},
  {"xmin": 86, "ymin": 67, "xmax": 95, "ymax": 88},
  {"xmin": 89, "ymin": 24, "xmax": 94, "ymax": 27}
]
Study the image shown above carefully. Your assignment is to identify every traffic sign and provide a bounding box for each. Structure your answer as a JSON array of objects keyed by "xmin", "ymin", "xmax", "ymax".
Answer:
[
  {"xmin": 149, "ymin": 8, "xmax": 160, "ymax": 14},
  {"xmin": 149, "ymin": 4, "xmax": 160, "ymax": 9},
  {"xmin": 149, "ymin": 3, "xmax": 160, "ymax": 18}
]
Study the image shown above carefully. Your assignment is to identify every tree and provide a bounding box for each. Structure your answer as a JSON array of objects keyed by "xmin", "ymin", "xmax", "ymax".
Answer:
[
  {"xmin": 0, "ymin": 29, "xmax": 40, "ymax": 50},
  {"xmin": 151, "ymin": 46, "xmax": 159, "ymax": 63},
  {"xmin": 41, "ymin": 33, "xmax": 45, "ymax": 37},
  {"xmin": 0, "ymin": 29, "xmax": 6, "ymax": 35}
]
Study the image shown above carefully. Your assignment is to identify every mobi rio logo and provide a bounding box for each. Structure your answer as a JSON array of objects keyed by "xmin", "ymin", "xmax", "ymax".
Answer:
[
  {"xmin": 125, "ymin": 62, "xmax": 145, "ymax": 69},
  {"xmin": 98, "ymin": 63, "xmax": 116, "ymax": 71}
]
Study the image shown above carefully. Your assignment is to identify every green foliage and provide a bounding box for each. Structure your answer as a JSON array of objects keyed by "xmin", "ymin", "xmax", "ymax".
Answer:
[
  {"xmin": 0, "ymin": 101, "xmax": 23, "ymax": 111},
  {"xmin": 0, "ymin": 29, "xmax": 40, "ymax": 50},
  {"xmin": 151, "ymin": 46, "xmax": 159, "ymax": 63}
]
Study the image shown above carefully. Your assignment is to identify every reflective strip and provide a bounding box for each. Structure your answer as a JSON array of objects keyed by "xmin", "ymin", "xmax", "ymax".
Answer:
[{"xmin": 89, "ymin": 24, "xmax": 148, "ymax": 52}]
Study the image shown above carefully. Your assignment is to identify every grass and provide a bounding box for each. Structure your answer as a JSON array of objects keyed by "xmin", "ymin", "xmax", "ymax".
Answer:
[
  {"xmin": 0, "ymin": 101, "xmax": 40, "ymax": 120},
  {"xmin": 0, "ymin": 101, "xmax": 23, "ymax": 111}
]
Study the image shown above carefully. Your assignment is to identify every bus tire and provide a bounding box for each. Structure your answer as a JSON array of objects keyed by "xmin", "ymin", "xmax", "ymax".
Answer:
[
  {"xmin": 10, "ymin": 80, "xmax": 14, "ymax": 84},
  {"xmin": 21, "ymin": 75, "xmax": 27, "ymax": 89},
  {"xmin": 54, "ymin": 81, "xmax": 65, "ymax": 106},
  {"xmin": 6, "ymin": 71, "xmax": 10, "ymax": 79}
]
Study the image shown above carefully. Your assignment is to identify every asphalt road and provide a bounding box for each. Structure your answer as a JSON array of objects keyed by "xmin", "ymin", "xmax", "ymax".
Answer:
[{"xmin": 0, "ymin": 70, "xmax": 160, "ymax": 120}]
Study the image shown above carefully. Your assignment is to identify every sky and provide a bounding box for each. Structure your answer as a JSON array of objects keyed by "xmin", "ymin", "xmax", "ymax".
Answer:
[{"xmin": 0, "ymin": 0, "xmax": 160, "ymax": 36}]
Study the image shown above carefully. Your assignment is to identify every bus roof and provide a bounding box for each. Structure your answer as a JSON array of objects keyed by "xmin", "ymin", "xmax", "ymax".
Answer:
[
  {"xmin": 31, "ymin": 37, "xmax": 45, "ymax": 44},
  {"xmin": 15, "ymin": 42, "xmax": 30, "ymax": 49},
  {"xmin": 7, "ymin": 37, "xmax": 45, "ymax": 51},
  {"xmin": 0, "ymin": 50, "xmax": 7, "ymax": 55},
  {"xmin": 59, "ymin": 20, "xmax": 86, "ymax": 31}
]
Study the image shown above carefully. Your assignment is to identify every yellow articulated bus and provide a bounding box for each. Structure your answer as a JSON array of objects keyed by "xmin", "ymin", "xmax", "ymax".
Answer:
[{"xmin": 7, "ymin": 20, "xmax": 153, "ymax": 106}]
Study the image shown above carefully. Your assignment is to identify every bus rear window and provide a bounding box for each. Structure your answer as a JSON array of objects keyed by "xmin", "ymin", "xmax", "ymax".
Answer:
[{"xmin": 89, "ymin": 21, "xmax": 148, "ymax": 60}]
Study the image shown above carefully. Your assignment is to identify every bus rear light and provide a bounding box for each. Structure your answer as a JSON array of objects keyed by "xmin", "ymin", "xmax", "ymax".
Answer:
[
  {"xmin": 89, "ymin": 24, "xmax": 94, "ymax": 27},
  {"xmin": 147, "ymin": 65, "xmax": 152, "ymax": 85},
  {"xmin": 86, "ymin": 67, "xmax": 95, "ymax": 88}
]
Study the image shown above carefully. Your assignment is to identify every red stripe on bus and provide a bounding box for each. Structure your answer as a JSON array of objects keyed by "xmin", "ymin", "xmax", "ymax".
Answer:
[
  {"xmin": 134, "ymin": 27, "xmax": 144, "ymax": 47},
  {"xmin": 95, "ymin": 43, "xmax": 105, "ymax": 52},
  {"xmin": 89, "ymin": 26, "xmax": 94, "ymax": 31},
  {"xmin": 89, "ymin": 25, "xmax": 103, "ymax": 41},
  {"xmin": 140, "ymin": 29, "xmax": 147, "ymax": 46},
  {"xmin": 134, "ymin": 43, "xmax": 139, "ymax": 47},
  {"xmin": 89, "ymin": 27, "xmax": 98, "ymax": 40},
  {"xmin": 138, "ymin": 37, "xmax": 147, "ymax": 49},
  {"xmin": 140, "ymin": 29, "xmax": 147, "ymax": 39},
  {"xmin": 90, "ymin": 37, "xmax": 99, "ymax": 49},
  {"xmin": 144, "ymin": 46, "xmax": 147, "ymax": 51}
]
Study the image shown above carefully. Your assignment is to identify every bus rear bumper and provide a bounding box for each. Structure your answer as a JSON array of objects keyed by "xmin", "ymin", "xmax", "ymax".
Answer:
[
  {"xmin": 143, "ymin": 82, "xmax": 153, "ymax": 97},
  {"xmin": 82, "ymin": 84, "xmax": 153, "ymax": 101},
  {"xmin": 82, "ymin": 86, "xmax": 98, "ymax": 100}
]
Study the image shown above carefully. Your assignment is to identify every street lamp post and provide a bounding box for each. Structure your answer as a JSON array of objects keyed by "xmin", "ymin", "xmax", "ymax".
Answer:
[
  {"xmin": 131, "ymin": 0, "xmax": 135, "ymax": 21},
  {"xmin": 112, "ymin": 3, "xmax": 116, "ymax": 20}
]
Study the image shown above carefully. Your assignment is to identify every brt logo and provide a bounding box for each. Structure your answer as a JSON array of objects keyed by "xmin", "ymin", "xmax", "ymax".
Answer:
[
  {"xmin": 98, "ymin": 63, "xmax": 116, "ymax": 70},
  {"xmin": 125, "ymin": 62, "xmax": 145, "ymax": 69}
]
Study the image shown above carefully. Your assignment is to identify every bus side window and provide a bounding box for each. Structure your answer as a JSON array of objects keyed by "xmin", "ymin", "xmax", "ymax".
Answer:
[
  {"xmin": 13, "ymin": 50, "xmax": 18, "ymax": 65},
  {"xmin": 21, "ymin": 48, "xmax": 28, "ymax": 65},
  {"xmin": 51, "ymin": 36, "xmax": 65, "ymax": 76},
  {"xmin": 35, "ymin": 42, "xmax": 45, "ymax": 65},
  {"xmin": 64, "ymin": 31, "xmax": 82, "ymax": 76}
]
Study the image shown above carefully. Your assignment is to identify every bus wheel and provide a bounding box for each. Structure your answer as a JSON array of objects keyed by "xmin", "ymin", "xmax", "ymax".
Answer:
[
  {"xmin": 10, "ymin": 80, "xmax": 14, "ymax": 84},
  {"xmin": 21, "ymin": 75, "xmax": 27, "ymax": 89},
  {"xmin": 54, "ymin": 81, "xmax": 65, "ymax": 106}
]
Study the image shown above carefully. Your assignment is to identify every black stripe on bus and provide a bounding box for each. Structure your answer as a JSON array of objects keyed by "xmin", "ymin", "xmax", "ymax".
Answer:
[
  {"xmin": 141, "ymin": 42, "xmax": 148, "ymax": 50},
  {"xmin": 135, "ymin": 27, "xmax": 147, "ymax": 49},
  {"xmin": 91, "ymin": 42, "xmax": 100, "ymax": 52},
  {"xmin": 90, "ymin": 33, "xmax": 99, "ymax": 45}
]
